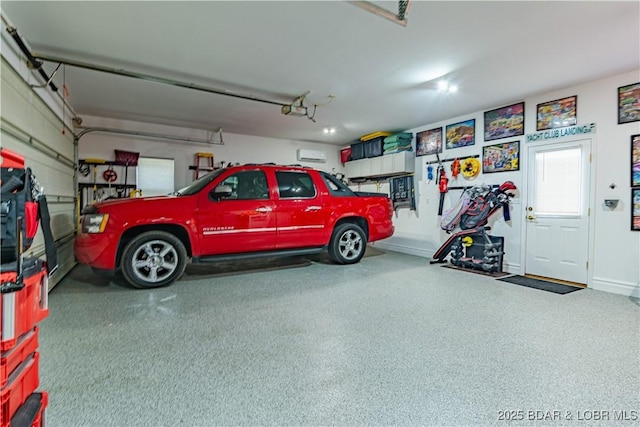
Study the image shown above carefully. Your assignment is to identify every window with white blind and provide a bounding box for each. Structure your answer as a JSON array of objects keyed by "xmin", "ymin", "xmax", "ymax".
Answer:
[
  {"xmin": 136, "ymin": 157, "xmax": 175, "ymax": 196},
  {"xmin": 534, "ymin": 146, "xmax": 582, "ymax": 216}
]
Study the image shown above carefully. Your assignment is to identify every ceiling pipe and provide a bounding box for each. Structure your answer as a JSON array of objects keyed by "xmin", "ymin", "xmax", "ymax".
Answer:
[
  {"xmin": 31, "ymin": 53, "xmax": 291, "ymax": 107},
  {"xmin": 75, "ymin": 127, "xmax": 225, "ymax": 146}
]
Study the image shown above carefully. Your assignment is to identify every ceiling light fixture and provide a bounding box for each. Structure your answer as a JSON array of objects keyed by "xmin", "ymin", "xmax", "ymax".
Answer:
[
  {"xmin": 324, "ymin": 127, "xmax": 336, "ymax": 134},
  {"xmin": 437, "ymin": 80, "xmax": 458, "ymax": 93}
]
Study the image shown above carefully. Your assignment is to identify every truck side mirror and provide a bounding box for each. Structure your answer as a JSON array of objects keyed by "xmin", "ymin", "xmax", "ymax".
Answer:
[{"xmin": 211, "ymin": 184, "xmax": 233, "ymax": 200}]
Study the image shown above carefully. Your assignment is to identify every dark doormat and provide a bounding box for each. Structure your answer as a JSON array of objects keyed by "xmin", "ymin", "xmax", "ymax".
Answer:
[
  {"xmin": 441, "ymin": 263, "xmax": 511, "ymax": 278},
  {"xmin": 497, "ymin": 275, "xmax": 584, "ymax": 294}
]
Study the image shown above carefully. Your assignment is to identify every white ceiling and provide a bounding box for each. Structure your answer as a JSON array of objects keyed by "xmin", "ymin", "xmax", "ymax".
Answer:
[{"xmin": 2, "ymin": 1, "xmax": 639, "ymax": 146}]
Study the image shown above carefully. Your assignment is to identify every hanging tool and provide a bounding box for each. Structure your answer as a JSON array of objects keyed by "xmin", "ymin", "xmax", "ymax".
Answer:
[
  {"xmin": 103, "ymin": 165, "xmax": 118, "ymax": 197},
  {"xmin": 93, "ymin": 165, "xmax": 97, "ymax": 199},
  {"xmin": 83, "ymin": 158, "xmax": 105, "ymax": 202},
  {"xmin": 78, "ymin": 163, "xmax": 90, "ymax": 177},
  {"xmin": 427, "ymin": 165, "xmax": 434, "ymax": 182},
  {"xmin": 451, "ymin": 158, "xmax": 461, "ymax": 179},
  {"xmin": 114, "ymin": 150, "xmax": 140, "ymax": 198},
  {"xmin": 436, "ymin": 154, "xmax": 449, "ymax": 216},
  {"xmin": 461, "ymin": 157, "xmax": 481, "ymax": 179}
]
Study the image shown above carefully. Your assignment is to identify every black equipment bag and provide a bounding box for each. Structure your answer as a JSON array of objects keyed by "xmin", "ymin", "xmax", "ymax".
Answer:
[{"xmin": 1, "ymin": 148, "xmax": 58, "ymax": 276}]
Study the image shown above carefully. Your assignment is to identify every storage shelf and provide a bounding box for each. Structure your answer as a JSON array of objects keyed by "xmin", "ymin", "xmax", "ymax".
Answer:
[
  {"xmin": 345, "ymin": 151, "xmax": 414, "ymax": 180},
  {"xmin": 78, "ymin": 183, "xmax": 138, "ymax": 207}
]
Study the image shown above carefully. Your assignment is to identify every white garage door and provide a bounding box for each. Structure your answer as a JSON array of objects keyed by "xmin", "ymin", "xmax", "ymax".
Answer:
[{"xmin": 1, "ymin": 58, "xmax": 76, "ymax": 290}]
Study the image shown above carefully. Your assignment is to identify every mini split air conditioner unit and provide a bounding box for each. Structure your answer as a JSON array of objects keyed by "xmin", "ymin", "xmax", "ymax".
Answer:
[{"xmin": 297, "ymin": 148, "xmax": 326, "ymax": 163}]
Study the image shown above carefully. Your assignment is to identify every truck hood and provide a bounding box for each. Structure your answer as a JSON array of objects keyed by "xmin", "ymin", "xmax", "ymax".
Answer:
[
  {"xmin": 82, "ymin": 194, "xmax": 197, "ymax": 226},
  {"xmin": 83, "ymin": 195, "xmax": 183, "ymax": 214}
]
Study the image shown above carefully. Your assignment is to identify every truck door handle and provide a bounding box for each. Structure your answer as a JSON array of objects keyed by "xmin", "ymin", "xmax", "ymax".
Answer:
[
  {"xmin": 255, "ymin": 207, "xmax": 273, "ymax": 213},
  {"xmin": 305, "ymin": 206, "xmax": 321, "ymax": 212}
]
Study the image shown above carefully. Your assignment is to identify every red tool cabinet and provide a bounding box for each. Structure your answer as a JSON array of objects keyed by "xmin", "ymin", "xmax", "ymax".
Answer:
[
  {"xmin": 0, "ymin": 263, "xmax": 48, "ymax": 427},
  {"xmin": 1, "ymin": 148, "xmax": 50, "ymax": 427},
  {"xmin": 1, "ymin": 260, "xmax": 49, "ymax": 352}
]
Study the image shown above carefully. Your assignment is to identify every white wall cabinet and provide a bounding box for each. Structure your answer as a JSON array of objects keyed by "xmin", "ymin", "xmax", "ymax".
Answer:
[{"xmin": 345, "ymin": 151, "xmax": 414, "ymax": 179}]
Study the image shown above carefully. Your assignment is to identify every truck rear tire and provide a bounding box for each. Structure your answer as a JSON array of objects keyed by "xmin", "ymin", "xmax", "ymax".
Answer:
[
  {"xmin": 121, "ymin": 231, "xmax": 187, "ymax": 288},
  {"xmin": 328, "ymin": 223, "xmax": 367, "ymax": 264}
]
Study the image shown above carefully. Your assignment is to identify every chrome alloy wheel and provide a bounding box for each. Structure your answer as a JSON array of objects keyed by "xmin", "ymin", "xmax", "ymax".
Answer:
[
  {"xmin": 338, "ymin": 230, "xmax": 363, "ymax": 261},
  {"xmin": 130, "ymin": 239, "xmax": 179, "ymax": 283}
]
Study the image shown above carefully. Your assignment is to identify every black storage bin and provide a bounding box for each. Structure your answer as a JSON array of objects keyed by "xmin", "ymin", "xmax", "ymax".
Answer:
[
  {"xmin": 364, "ymin": 137, "xmax": 384, "ymax": 158},
  {"xmin": 350, "ymin": 142, "xmax": 365, "ymax": 160}
]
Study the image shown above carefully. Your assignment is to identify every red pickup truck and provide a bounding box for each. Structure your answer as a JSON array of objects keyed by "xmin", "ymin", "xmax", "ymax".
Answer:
[{"xmin": 75, "ymin": 164, "xmax": 394, "ymax": 288}]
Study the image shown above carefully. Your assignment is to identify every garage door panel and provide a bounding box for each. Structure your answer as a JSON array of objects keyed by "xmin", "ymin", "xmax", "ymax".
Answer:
[
  {"xmin": 49, "ymin": 203, "xmax": 76, "ymax": 238},
  {"xmin": 39, "ymin": 240, "xmax": 75, "ymax": 291},
  {"xmin": 2, "ymin": 58, "xmax": 76, "ymax": 290},
  {"xmin": 0, "ymin": 68, "xmax": 32, "ymax": 129},
  {"xmin": 1, "ymin": 61, "xmax": 74, "ymax": 157},
  {"xmin": 2, "ymin": 131, "xmax": 75, "ymax": 198}
]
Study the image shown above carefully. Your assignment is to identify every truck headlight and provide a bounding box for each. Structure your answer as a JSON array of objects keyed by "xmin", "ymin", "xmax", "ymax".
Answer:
[{"xmin": 82, "ymin": 214, "xmax": 109, "ymax": 233}]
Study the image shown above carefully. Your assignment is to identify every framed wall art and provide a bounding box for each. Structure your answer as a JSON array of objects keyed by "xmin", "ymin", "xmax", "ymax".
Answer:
[
  {"xmin": 618, "ymin": 82, "xmax": 640, "ymax": 124},
  {"xmin": 482, "ymin": 141, "xmax": 520, "ymax": 173},
  {"xmin": 632, "ymin": 188, "xmax": 640, "ymax": 231},
  {"xmin": 445, "ymin": 119, "xmax": 475, "ymax": 149},
  {"xmin": 536, "ymin": 95, "xmax": 577, "ymax": 131},
  {"xmin": 483, "ymin": 102, "xmax": 525, "ymax": 141},
  {"xmin": 632, "ymin": 134, "xmax": 640, "ymax": 187},
  {"xmin": 416, "ymin": 127, "xmax": 442, "ymax": 156}
]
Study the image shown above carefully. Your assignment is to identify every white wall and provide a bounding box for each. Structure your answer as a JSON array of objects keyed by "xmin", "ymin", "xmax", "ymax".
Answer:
[
  {"xmin": 371, "ymin": 69, "xmax": 640, "ymax": 297},
  {"xmin": 77, "ymin": 116, "xmax": 344, "ymax": 191}
]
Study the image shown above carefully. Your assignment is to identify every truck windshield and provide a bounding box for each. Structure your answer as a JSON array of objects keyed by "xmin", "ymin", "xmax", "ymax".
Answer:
[{"xmin": 175, "ymin": 169, "xmax": 225, "ymax": 196}]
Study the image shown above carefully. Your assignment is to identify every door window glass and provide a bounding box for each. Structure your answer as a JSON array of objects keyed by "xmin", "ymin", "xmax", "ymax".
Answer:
[
  {"xmin": 321, "ymin": 172, "xmax": 355, "ymax": 197},
  {"xmin": 219, "ymin": 170, "xmax": 269, "ymax": 200},
  {"xmin": 534, "ymin": 147, "xmax": 582, "ymax": 216},
  {"xmin": 276, "ymin": 171, "xmax": 316, "ymax": 198}
]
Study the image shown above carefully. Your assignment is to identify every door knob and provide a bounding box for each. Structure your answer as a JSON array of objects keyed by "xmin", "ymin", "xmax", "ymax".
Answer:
[{"xmin": 527, "ymin": 215, "xmax": 536, "ymax": 220}]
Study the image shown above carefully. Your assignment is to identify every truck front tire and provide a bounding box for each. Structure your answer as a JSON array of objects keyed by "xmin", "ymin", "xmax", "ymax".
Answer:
[
  {"xmin": 121, "ymin": 231, "xmax": 187, "ymax": 289},
  {"xmin": 328, "ymin": 223, "xmax": 367, "ymax": 264}
]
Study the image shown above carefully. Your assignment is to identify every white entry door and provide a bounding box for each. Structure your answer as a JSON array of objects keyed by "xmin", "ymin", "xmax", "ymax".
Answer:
[{"xmin": 525, "ymin": 139, "xmax": 591, "ymax": 284}]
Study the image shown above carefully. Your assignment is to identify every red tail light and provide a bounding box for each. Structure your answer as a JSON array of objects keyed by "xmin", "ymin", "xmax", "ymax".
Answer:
[{"xmin": 387, "ymin": 198, "xmax": 394, "ymax": 219}]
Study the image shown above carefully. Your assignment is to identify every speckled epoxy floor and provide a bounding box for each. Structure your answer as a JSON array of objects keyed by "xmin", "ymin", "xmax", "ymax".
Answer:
[{"xmin": 39, "ymin": 249, "xmax": 639, "ymax": 426}]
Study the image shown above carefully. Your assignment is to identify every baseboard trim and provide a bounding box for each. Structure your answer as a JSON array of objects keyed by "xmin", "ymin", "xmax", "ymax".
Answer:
[
  {"xmin": 373, "ymin": 240, "xmax": 433, "ymax": 258},
  {"xmin": 591, "ymin": 276, "xmax": 640, "ymax": 298},
  {"xmin": 502, "ymin": 263, "xmax": 521, "ymax": 276}
]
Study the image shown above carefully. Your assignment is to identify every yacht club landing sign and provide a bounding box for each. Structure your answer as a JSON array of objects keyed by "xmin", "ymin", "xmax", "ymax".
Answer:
[{"xmin": 526, "ymin": 123, "xmax": 596, "ymax": 143}]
